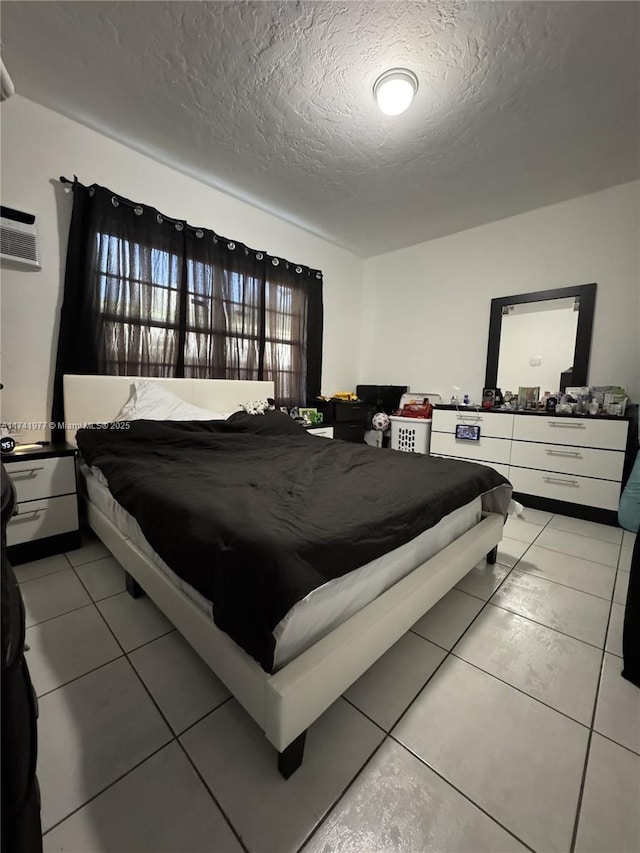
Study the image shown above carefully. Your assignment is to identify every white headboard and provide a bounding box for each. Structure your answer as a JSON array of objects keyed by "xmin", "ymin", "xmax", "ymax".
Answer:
[{"xmin": 63, "ymin": 375, "xmax": 274, "ymax": 446}]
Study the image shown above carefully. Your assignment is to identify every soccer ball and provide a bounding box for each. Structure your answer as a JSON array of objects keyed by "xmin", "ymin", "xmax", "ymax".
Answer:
[{"xmin": 371, "ymin": 411, "xmax": 390, "ymax": 432}]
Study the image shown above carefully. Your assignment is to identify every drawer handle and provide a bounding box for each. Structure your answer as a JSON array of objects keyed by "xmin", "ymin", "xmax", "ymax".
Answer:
[
  {"xmin": 545, "ymin": 449, "xmax": 583, "ymax": 458},
  {"xmin": 13, "ymin": 507, "xmax": 43, "ymax": 518},
  {"xmin": 457, "ymin": 415, "xmax": 482, "ymax": 421},
  {"xmin": 548, "ymin": 422, "xmax": 585, "ymax": 429},
  {"xmin": 543, "ymin": 476, "xmax": 579, "ymax": 487},
  {"xmin": 10, "ymin": 466, "xmax": 45, "ymax": 476}
]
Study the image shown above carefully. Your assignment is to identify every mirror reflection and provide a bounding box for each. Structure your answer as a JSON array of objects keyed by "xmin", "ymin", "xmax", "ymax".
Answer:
[{"xmin": 497, "ymin": 296, "xmax": 579, "ymax": 395}]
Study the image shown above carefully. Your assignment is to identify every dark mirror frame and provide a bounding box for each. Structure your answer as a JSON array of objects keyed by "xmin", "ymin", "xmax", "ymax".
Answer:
[{"xmin": 484, "ymin": 283, "xmax": 597, "ymax": 391}]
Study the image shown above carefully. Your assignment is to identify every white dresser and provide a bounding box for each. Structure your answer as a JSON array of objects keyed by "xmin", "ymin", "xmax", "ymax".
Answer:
[{"xmin": 431, "ymin": 408, "xmax": 629, "ymax": 522}]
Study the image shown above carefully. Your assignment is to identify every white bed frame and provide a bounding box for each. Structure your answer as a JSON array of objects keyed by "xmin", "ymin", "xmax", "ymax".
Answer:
[{"xmin": 64, "ymin": 375, "xmax": 504, "ymax": 776}]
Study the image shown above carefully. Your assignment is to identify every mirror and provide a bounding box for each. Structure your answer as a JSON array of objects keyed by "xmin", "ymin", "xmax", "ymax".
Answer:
[{"xmin": 485, "ymin": 283, "xmax": 597, "ymax": 397}]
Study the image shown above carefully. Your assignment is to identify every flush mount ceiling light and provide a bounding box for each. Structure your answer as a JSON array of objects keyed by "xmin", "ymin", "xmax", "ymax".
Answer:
[{"xmin": 373, "ymin": 68, "xmax": 418, "ymax": 116}]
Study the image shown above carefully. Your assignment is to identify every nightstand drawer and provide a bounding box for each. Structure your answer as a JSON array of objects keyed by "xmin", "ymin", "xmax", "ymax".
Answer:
[
  {"xmin": 7, "ymin": 495, "xmax": 79, "ymax": 547},
  {"xmin": 307, "ymin": 427, "xmax": 334, "ymax": 439},
  {"xmin": 6, "ymin": 455, "xmax": 76, "ymax": 502}
]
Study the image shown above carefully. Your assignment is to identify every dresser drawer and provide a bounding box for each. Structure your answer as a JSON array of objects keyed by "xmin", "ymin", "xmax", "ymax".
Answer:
[
  {"xmin": 432, "ymin": 410, "xmax": 514, "ymax": 439},
  {"xmin": 6, "ymin": 455, "xmax": 76, "ymax": 503},
  {"xmin": 7, "ymin": 494, "xmax": 79, "ymax": 546},
  {"xmin": 433, "ymin": 455, "xmax": 511, "ymax": 481},
  {"xmin": 509, "ymin": 441, "xmax": 624, "ymax": 482},
  {"xmin": 508, "ymin": 466, "xmax": 621, "ymax": 511},
  {"xmin": 512, "ymin": 416, "xmax": 628, "ymax": 450},
  {"xmin": 430, "ymin": 432, "xmax": 511, "ymax": 465}
]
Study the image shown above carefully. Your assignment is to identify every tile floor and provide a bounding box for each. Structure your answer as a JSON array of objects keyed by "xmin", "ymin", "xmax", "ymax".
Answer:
[{"xmin": 15, "ymin": 510, "xmax": 639, "ymax": 853}]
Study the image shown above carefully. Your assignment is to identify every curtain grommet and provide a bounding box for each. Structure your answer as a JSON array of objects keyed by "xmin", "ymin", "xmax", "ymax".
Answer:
[
  {"xmin": 272, "ymin": 258, "xmax": 279, "ymax": 266},
  {"xmin": 134, "ymin": 206, "xmax": 143, "ymax": 216},
  {"xmin": 111, "ymin": 196, "xmax": 119, "ymax": 208},
  {"xmin": 175, "ymin": 222, "xmax": 184, "ymax": 231},
  {"xmin": 228, "ymin": 242, "xmax": 235, "ymax": 250},
  {"xmin": 157, "ymin": 214, "xmax": 164, "ymax": 224},
  {"xmin": 295, "ymin": 266, "xmax": 302, "ymax": 274},
  {"xmin": 195, "ymin": 229, "xmax": 204, "ymax": 238},
  {"xmin": 256, "ymin": 252, "xmax": 263, "ymax": 260}
]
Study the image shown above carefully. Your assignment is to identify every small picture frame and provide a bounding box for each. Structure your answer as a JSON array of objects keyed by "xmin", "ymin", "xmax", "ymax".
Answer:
[
  {"xmin": 517, "ymin": 386, "xmax": 540, "ymax": 409},
  {"xmin": 299, "ymin": 407, "xmax": 319, "ymax": 425}
]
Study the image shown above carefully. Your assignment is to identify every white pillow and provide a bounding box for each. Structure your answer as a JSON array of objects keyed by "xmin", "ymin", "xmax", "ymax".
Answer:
[{"xmin": 114, "ymin": 380, "xmax": 229, "ymax": 421}]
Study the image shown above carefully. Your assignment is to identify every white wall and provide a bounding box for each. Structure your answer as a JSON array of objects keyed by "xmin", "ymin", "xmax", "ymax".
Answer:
[
  {"xmin": 360, "ymin": 181, "xmax": 640, "ymax": 405},
  {"xmin": 0, "ymin": 96, "xmax": 363, "ymax": 440}
]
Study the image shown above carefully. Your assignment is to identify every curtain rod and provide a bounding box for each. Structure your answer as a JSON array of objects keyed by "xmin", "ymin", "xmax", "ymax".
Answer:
[{"xmin": 58, "ymin": 176, "xmax": 322, "ymax": 278}]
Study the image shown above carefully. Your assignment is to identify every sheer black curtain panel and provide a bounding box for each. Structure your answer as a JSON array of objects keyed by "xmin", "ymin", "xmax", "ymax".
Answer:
[{"xmin": 51, "ymin": 179, "xmax": 323, "ymax": 429}]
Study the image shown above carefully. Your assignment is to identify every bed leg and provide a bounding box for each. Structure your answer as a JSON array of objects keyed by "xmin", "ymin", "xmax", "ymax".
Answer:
[
  {"xmin": 125, "ymin": 571, "xmax": 145, "ymax": 599},
  {"xmin": 486, "ymin": 546, "xmax": 498, "ymax": 565},
  {"xmin": 277, "ymin": 731, "xmax": 307, "ymax": 779}
]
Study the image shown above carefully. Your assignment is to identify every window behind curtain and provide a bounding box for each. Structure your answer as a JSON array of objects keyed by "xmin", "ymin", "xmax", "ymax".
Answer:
[
  {"xmin": 52, "ymin": 183, "xmax": 323, "ymax": 419},
  {"xmin": 95, "ymin": 232, "xmax": 181, "ymax": 376}
]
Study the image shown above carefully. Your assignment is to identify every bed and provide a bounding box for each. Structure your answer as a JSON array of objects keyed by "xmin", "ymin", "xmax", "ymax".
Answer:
[{"xmin": 64, "ymin": 375, "xmax": 510, "ymax": 777}]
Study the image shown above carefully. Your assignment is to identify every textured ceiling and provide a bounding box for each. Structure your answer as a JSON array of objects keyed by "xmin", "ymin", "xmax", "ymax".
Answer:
[{"xmin": 2, "ymin": 1, "xmax": 639, "ymax": 256}]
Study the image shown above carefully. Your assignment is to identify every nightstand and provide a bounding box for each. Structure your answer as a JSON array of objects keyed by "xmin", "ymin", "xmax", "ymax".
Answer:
[{"xmin": 4, "ymin": 443, "xmax": 80, "ymax": 565}]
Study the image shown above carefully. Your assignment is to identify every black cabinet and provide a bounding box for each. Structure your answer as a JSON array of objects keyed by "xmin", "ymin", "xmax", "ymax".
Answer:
[{"xmin": 312, "ymin": 401, "xmax": 367, "ymax": 443}]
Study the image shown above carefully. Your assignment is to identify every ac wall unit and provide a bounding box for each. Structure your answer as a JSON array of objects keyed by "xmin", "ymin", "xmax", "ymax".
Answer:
[{"xmin": 0, "ymin": 206, "xmax": 41, "ymax": 270}]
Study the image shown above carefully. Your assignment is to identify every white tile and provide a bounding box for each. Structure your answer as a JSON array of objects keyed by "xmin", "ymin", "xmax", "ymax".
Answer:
[
  {"xmin": 129, "ymin": 631, "xmax": 230, "ymax": 734},
  {"xmin": 74, "ymin": 555, "xmax": 126, "ymax": 601},
  {"xmin": 594, "ymin": 652, "xmax": 640, "ymax": 754},
  {"xmin": 535, "ymin": 526, "xmax": 620, "ymax": 567},
  {"xmin": 65, "ymin": 538, "xmax": 110, "ymax": 567},
  {"xmin": 491, "ymin": 569, "xmax": 610, "ymax": 648},
  {"xmin": 411, "ymin": 588, "xmax": 484, "ymax": 650},
  {"xmin": 618, "ymin": 545, "xmax": 633, "ymax": 572},
  {"xmin": 13, "ymin": 553, "xmax": 69, "ymax": 584},
  {"xmin": 605, "ymin": 602, "xmax": 624, "ymax": 658},
  {"xmin": 394, "ymin": 657, "xmax": 589, "ymax": 853},
  {"xmin": 455, "ymin": 560, "xmax": 511, "ymax": 600},
  {"xmin": 37, "ymin": 658, "xmax": 172, "ymax": 832},
  {"xmin": 344, "ymin": 632, "xmax": 446, "ymax": 731},
  {"xmin": 517, "ymin": 506, "xmax": 553, "ymax": 525},
  {"xmin": 25, "ymin": 605, "xmax": 121, "ymax": 696},
  {"xmin": 454, "ymin": 604, "xmax": 601, "ymax": 725},
  {"xmin": 21, "ymin": 569, "xmax": 91, "ymax": 627},
  {"xmin": 548, "ymin": 514, "xmax": 623, "ymax": 545},
  {"xmin": 613, "ymin": 570, "xmax": 629, "ymax": 605},
  {"xmin": 574, "ymin": 733, "xmax": 640, "ymax": 853},
  {"xmin": 97, "ymin": 592, "xmax": 173, "ymax": 652},
  {"xmin": 181, "ymin": 698, "xmax": 384, "ymax": 853},
  {"xmin": 503, "ymin": 516, "xmax": 544, "ymax": 544},
  {"xmin": 43, "ymin": 742, "xmax": 242, "ymax": 853},
  {"xmin": 496, "ymin": 536, "xmax": 530, "ymax": 568},
  {"xmin": 304, "ymin": 739, "xmax": 528, "ymax": 853},
  {"xmin": 516, "ymin": 544, "xmax": 615, "ymax": 600},
  {"xmin": 622, "ymin": 529, "xmax": 637, "ymax": 548}
]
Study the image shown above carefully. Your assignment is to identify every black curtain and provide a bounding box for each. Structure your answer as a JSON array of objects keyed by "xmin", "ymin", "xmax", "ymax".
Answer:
[{"xmin": 51, "ymin": 181, "xmax": 323, "ymax": 430}]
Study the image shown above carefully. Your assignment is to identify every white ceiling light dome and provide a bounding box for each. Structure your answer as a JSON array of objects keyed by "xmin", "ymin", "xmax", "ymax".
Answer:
[{"xmin": 373, "ymin": 68, "xmax": 418, "ymax": 116}]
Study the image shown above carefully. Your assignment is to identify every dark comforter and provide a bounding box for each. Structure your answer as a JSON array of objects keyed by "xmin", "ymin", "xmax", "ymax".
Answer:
[{"xmin": 77, "ymin": 419, "xmax": 511, "ymax": 671}]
